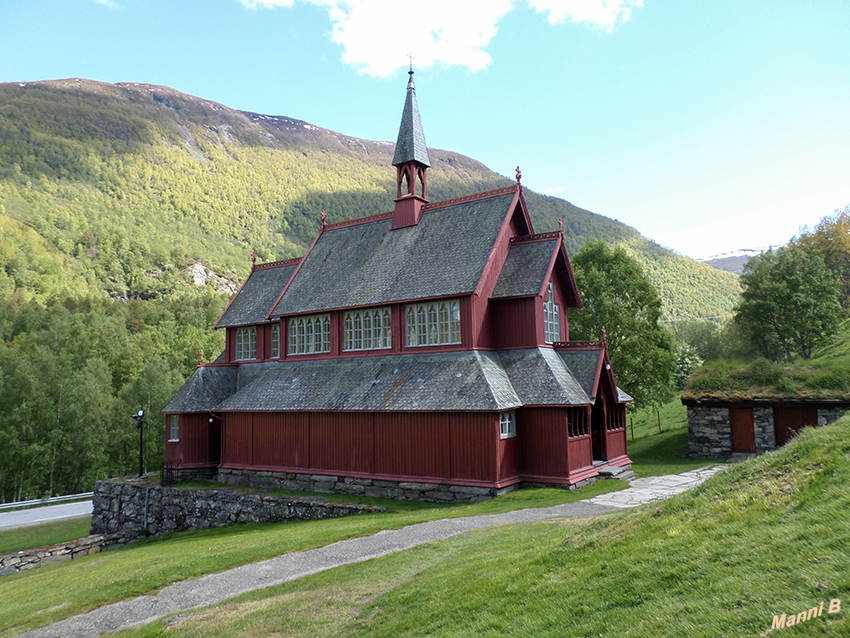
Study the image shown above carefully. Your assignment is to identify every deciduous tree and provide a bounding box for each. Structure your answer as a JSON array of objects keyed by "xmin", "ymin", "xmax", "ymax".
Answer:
[
  {"xmin": 734, "ymin": 246, "xmax": 843, "ymax": 361},
  {"xmin": 570, "ymin": 240, "xmax": 677, "ymax": 408}
]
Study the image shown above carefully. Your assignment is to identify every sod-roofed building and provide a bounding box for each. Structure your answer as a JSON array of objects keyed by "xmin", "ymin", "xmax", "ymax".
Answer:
[{"xmin": 163, "ymin": 73, "xmax": 632, "ymax": 501}]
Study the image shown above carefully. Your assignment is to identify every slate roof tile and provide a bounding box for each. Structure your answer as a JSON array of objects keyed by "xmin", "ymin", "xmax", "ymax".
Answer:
[
  {"xmin": 215, "ymin": 351, "xmax": 522, "ymax": 412},
  {"xmin": 498, "ymin": 348, "xmax": 591, "ymax": 406},
  {"xmin": 216, "ymin": 263, "xmax": 298, "ymax": 328},
  {"xmin": 492, "ymin": 239, "xmax": 556, "ymax": 299},
  {"xmin": 163, "ymin": 365, "xmax": 238, "ymax": 413},
  {"xmin": 272, "ymin": 193, "xmax": 515, "ymax": 316}
]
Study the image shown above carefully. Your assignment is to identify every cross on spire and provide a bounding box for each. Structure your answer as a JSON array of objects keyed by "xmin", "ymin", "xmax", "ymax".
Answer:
[{"xmin": 408, "ymin": 52, "xmax": 415, "ymax": 73}]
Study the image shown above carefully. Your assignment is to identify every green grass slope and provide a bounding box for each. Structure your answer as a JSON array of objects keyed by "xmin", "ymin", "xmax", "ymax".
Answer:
[
  {"xmin": 0, "ymin": 79, "xmax": 740, "ymax": 318},
  {"xmin": 119, "ymin": 417, "xmax": 850, "ymax": 638}
]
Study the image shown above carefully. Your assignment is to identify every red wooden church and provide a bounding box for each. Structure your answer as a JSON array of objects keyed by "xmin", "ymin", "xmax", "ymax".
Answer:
[{"xmin": 163, "ymin": 73, "xmax": 632, "ymax": 501}]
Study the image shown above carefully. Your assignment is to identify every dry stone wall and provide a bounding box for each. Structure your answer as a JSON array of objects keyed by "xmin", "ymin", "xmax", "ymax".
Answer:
[
  {"xmin": 0, "ymin": 531, "xmax": 139, "ymax": 577},
  {"xmin": 91, "ymin": 477, "xmax": 383, "ymax": 537}
]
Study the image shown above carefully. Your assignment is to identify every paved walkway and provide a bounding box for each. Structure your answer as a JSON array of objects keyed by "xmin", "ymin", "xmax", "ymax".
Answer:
[{"xmin": 17, "ymin": 466, "xmax": 723, "ymax": 638}]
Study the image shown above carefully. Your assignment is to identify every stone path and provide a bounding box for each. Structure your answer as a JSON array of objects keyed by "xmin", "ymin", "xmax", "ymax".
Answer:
[
  {"xmin": 586, "ymin": 465, "xmax": 726, "ymax": 509},
  {"xmin": 16, "ymin": 465, "xmax": 723, "ymax": 638}
]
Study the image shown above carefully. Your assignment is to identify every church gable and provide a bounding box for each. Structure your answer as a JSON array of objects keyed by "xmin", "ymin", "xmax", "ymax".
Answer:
[
  {"xmin": 271, "ymin": 190, "xmax": 517, "ymax": 317},
  {"xmin": 215, "ymin": 259, "xmax": 300, "ymax": 329}
]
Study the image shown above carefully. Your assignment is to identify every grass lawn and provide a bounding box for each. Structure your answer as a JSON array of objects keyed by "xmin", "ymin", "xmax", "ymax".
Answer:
[
  {"xmin": 626, "ymin": 395, "xmax": 688, "ymax": 441},
  {"xmin": 0, "ymin": 516, "xmax": 92, "ymax": 556},
  {"xmin": 627, "ymin": 429, "xmax": 717, "ymax": 477},
  {"xmin": 118, "ymin": 417, "xmax": 850, "ymax": 638},
  {"xmin": 0, "ymin": 480, "xmax": 625, "ymax": 637}
]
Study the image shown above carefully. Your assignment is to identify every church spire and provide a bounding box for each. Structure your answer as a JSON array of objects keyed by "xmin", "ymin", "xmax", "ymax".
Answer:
[{"xmin": 391, "ymin": 70, "xmax": 430, "ymax": 229}]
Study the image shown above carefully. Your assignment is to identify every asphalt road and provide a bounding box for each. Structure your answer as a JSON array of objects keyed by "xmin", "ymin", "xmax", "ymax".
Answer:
[{"xmin": 0, "ymin": 501, "xmax": 93, "ymax": 530}]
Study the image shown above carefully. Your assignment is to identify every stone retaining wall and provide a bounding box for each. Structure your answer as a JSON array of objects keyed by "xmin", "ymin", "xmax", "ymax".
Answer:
[
  {"xmin": 90, "ymin": 478, "xmax": 384, "ymax": 537},
  {"xmin": 217, "ymin": 468, "xmax": 505, "ymax": 503},
  {"xmin": 0, "ymin": 531, "xmax": 139, "ymax": 577}
]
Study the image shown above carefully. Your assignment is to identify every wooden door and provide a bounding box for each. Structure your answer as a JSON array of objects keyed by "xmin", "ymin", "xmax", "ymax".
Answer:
[
  {"xmin": 729, "ymin": 407, "xmax": 755, "ymax": 453},
  {"xmin": 773, "ymin": 406, "xmax": 818, "ymax": 447}
]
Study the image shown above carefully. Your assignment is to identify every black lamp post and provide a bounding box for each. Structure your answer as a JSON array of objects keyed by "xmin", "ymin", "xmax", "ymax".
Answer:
[{"xmin": 132, "ymin": 409, "xmax": 145, "ymax": 477}]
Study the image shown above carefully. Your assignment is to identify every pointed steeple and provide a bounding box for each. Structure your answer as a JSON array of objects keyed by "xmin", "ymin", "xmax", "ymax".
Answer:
[
  {"xmin": 392, "ymin": 70, "xmax": 430, "ymax": 229},
  {"xmin": 393, "ymin": 71, "xmax": 431, "ymax": 168}
]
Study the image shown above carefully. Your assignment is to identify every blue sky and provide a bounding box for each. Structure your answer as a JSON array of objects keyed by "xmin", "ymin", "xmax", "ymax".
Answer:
[{"xmin": 1, "ymin": 0, "xmax": 848, "ymax": 259}]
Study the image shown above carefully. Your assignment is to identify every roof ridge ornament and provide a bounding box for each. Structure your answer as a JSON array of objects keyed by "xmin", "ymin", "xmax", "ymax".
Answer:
[
  {"xmin": 320, "ymin": 209, "xmax": 327, "ymax": 230},
  {"xmin": 515, "ymin": 166, "xmax": 522, "ymax": 192}
]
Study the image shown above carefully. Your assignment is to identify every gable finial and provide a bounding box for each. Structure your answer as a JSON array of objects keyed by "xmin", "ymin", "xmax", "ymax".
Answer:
[
  {"xmin": 601, "ymin": 326, "xmax": 607, "ymax": 344},
  {"xmin": 251, "ymin": 251, "xmax": 257, "ymax": 269},
  {"xmin": 197, "ymin": 350, "xmax": 202, "ymax": 368},
  {"xmin": 558, "ymin": 218, "xmax": 563, "ymax": 233},
  {"xmin": 515, "ymin": 166, "xmax": 523, "ymax": 192},
  {"xmin": 320, "ymin": 209, "xmax": 327, "ymax": 230}
]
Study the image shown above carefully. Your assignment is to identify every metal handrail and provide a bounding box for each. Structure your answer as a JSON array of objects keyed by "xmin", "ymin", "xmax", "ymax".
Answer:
[{"xmin": 0, "ymin": 492, "xmax": 94, "ymax": 511}]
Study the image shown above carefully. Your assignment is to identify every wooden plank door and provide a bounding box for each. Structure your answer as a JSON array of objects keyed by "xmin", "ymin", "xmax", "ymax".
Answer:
[
  {"xmin": 729, "ymin": 407, "xmax": 755, "ymax": 453},
  {"xmin": 773, "ymin": 406, "xmax": 818, "ymax": 447}
]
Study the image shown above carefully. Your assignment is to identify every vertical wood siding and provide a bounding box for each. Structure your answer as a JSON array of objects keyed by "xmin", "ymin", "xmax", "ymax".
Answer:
[
  {"xmin": 167, "ymin": 414, "xmax": 220, "ymax": 466},
  {"xmin": 490, "ymin": 298, "xmax": 539, "ymax": 349},
  {"xmin": 519, "ymin": 408, "xmax": 570, "ymax": 478},
  {"xmin": 252, "ymin": 412, "xmax": 310, "ymax": 468},
  {"xmin": 450, "ymin": 412, "xmax": 496, "ymax": 481},
  {"xmin": 224, "ymin": 413, "xmax": 253, "ymax": 466},
  {"xmin": 310, "ymin": 412, "xmax": 374, "ymax": 473},
  {"xmin": 221, "ymin": 411, "xmax": 498, "ymax": 484}
]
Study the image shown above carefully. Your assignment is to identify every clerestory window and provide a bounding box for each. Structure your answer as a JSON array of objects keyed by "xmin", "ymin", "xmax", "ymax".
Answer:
[
  {"xmin": 344, "ymin": 307, "xmax": 392, "ymax": 351},
  {"xmin": 288, "ymin": 314, "xmax": 331, "ymax": 355},
  {"xmin": 270, "ymin": 323, "xmax": 280, "ymax": 358},
  {"xmin": 235, "ymin": 326, "xmax": 257, "ymax": 360},
  {"xmin": 405, "ymin": 300, "xmax": 461, "ymax": 346}
]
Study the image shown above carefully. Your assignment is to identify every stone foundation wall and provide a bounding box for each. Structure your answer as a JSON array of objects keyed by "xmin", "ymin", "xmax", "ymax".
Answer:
[
  {"xmin": 91, "ymin": 478, "xmax": 383, "ymax": 537},
  {"xmin": 217, "ymin": 468, "xmax": 504, "ymax": 503},
  {"xmin": 688, "ymin": 406, "xmax": 731, "ymax": 458},
  {"xmin": 0, "ymin": 531, "xmax": 139, "ymax": 577}
]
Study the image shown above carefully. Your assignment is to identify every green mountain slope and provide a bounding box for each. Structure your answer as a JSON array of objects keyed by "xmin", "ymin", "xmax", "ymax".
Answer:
[{"xmin": 0, "ymin": 78, "xmax": 740, "ymax": 318}]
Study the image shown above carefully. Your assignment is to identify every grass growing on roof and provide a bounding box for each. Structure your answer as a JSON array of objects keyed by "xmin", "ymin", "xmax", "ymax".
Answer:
[
  {"xmin": 0, "ymin": 480, "xmax": 624, "ymax": 637},
  {"xmin": 118, "ymin": 417, "xmax": 850, "ymax": 638}
]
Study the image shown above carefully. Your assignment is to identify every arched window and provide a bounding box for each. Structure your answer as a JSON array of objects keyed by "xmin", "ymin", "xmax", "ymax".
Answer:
[
  {"xmin": 270, "ymin": 323, "xmax": 280, "ymax": 358},
  {"xmin": 235, "ymin": 326, "xmax": 257, "ymax": 360},
  {"xmin": 544, "ymin": 282, "xmax": 561, "ymax": 343}
]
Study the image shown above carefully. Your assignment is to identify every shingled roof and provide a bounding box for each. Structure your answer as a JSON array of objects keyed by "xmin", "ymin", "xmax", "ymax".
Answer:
[
  {"xmin": 216, "ymin": 261, "xmax": 299, "ymax": 328},
  {"xmin": 497, "ymin": 348, "xmax": 591, "ymax": 406},
  {"xmin": 271, "ymin": 192, "xmax": 516, "ymax": 316},
  {"xmin": 492, "ymin": 238, "xmax": 557, "ymax": 299},
  {"xmin": 163, "ymin": 365, "xmax": 238, "ymax": 413},
  {"xmin": 215, "ymin": 351, "xmax": 522, "ymax": 412},
  {"xmin": 392, "ymin": 71, "xmax": 431, "ymax": 167}
]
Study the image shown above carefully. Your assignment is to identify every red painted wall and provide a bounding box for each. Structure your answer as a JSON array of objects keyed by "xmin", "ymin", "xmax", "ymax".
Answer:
[
  {"xmin": 490, "ymin": 298, "xmax": 539, "ymax": 349},
  {"xmin": 165, "ymin": 413, "xmax": 220, "ymax": 467},
  {"xmin": 219, "ymin": 411, "xmax": 498, "ymax": 485}
]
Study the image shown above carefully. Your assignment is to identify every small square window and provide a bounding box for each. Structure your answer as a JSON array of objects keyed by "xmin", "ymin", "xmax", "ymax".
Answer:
[{"xmin": 499, "ymin": 411, "xmax": 516, "ymax": 439}]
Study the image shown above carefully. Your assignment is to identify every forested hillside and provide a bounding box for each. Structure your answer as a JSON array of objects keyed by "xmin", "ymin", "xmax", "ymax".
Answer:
[
  {"xmin": 0, "ymin": 79, "xmax": 739, "ymax": 314},
  {"xmin": 0, "ymin": 79, "xmax": 740, "ymax": 499}
]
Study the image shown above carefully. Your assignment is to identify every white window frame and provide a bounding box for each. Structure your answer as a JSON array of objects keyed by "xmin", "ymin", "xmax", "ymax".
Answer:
[
  {"xmin": 544, "ymin": 281, "xmax": 561, "ymax": 344},
  {"xmin": 288, "ymin": 314, "xmax": 331, "ymax": 355},
  {"xmin": 169, "ymin": 414, "xmax": 180, "ymax": 442},
  {"xmin": 405, "ymin": 299, "xmax": 461, "ymax": 347},
  {"xmin": 499, "ymin": 411, "xmax": 516, "ymax": 439},
  {"xmin": 235, "ymin": 326, "xmax": 257, "ymax": 360},
  {"xmin": 344, "ymin": 307, "xmax": 392, "ymax": 351},
  {"xmin": 270, "ymin": 323, "xmax": 280, "ymax": 359}
]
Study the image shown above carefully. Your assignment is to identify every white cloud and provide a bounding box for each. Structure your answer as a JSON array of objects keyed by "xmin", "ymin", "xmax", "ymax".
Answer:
[
  {"xmin": 544, "ymin": 185, "xmax": 568, "ymax": 196},
  {"xmin": 528, "ymin": 0, "xmax": 643, "ymax": 32},
  {"xmin": 95, "ymin": 0, "xmax": 118, "ymax": 8},
  {"xmin": 237, "ymin": 0, "xmax": 642, "ymax": 77}
]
